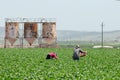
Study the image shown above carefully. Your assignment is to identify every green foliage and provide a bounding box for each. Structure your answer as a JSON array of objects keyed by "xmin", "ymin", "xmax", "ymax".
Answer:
[{"xmin": 0, "ymin": 48, "xmax": 120, "ymax": 80}]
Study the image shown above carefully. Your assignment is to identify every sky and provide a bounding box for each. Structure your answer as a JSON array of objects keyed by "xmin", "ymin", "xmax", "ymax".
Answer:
[{"xmin": 0, "ymin": 0, "xmax": 120, "ymax": 31}]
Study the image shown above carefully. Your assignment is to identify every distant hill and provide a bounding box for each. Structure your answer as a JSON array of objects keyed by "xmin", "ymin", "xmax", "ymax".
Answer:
[
  {"xmin": 0, "ymin": 27, "xmax": 5, "ymax": 39},
  {"xmin": 0, "ymin": 27, "xmax": 120, "ymax": 42},
  {"xmin": 57, "ymin": 30, "xmax": 120, "ymax": 42}
]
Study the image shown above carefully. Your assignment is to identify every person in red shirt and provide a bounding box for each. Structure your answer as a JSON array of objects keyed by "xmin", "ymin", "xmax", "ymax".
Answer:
[{"xmin": 46, "ymin": 52, "xmax": 58, "ymax": 59}]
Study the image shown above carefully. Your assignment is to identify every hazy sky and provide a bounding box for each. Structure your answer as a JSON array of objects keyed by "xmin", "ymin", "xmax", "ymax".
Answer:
[{"xmin": 0, "ymin": 0, "xmax": 120, "ymax": 31}]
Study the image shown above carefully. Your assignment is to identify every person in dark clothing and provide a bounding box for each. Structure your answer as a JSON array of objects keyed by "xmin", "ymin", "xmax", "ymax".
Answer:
[
  {"xmin": 72, "ymin": 45, "xmax": 87, "ymax": 60},
  {"xmin": 46, "ymin": 52, "xmax": 58, "ymax": 59}
]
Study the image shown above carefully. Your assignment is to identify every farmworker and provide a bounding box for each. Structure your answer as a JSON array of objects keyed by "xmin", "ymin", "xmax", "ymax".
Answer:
[
  {"xmin": 72, "ymin": 45, "xmax": 87, "ymax": 60},
  {"xmin": 46, "ymin": 52, "xmax": 58, "ymax": 59}
]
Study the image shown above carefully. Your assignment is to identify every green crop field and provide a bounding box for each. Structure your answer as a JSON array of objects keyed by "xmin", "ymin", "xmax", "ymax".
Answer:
[{"xmin": 0, "ymin": 48, "xmax": 120, "ymax": 80}]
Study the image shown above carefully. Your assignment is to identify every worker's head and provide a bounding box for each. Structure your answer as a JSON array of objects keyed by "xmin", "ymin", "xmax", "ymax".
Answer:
[{"xmin": 76, "ymin": 45, "xmax": 80, "ymax": 48}]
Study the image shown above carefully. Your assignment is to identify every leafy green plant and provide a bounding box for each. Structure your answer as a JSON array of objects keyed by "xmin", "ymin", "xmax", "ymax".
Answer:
[{"xmin": 0, "ymin": 48, "xmax": 119, "ymax": 79}]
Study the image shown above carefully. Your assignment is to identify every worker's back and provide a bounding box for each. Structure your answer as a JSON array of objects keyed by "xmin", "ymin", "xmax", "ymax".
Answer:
[{"xmin": 73, "ymin": 48, "xmax": 80, "ymax": 60}]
